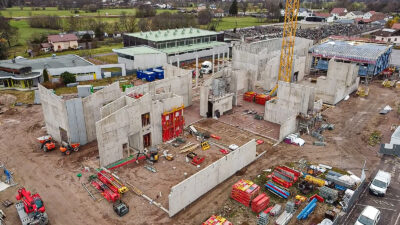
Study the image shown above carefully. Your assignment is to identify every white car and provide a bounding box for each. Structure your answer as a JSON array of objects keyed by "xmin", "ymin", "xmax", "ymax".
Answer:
[
  {"xmin": 369, "ymin": 170, "xmax": 391, "ymax": 196},
  {"xmin": 355, "ymin": 206, "xmax": 380, "ymax": 225}
]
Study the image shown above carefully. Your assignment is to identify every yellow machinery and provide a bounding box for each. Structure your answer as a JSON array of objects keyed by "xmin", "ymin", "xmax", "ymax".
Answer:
[
  {"xmin": 269, "ymin": 0, "xmax": 300, "ymax": 96},
  {"xmin": 201, "ymin": 141, "xmax": 210, "ymax": 151},
  {"xmin": 356, "ymin": 86, "xmax": 369, "ymax": 97}
]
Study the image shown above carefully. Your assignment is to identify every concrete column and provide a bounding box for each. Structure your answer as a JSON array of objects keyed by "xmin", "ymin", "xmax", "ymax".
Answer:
[
  {"xmin": 217, "ymin": 52, "xmax": 220, "ymax": 72},
  {"xmin": 195, "ymin": 55, "xmax": 199, "ymax": 88},
  {"xmin": 212, "ymin": 53, "xmax": 215, "ymax": 75},
  {"xmin": 177, "ymin": 58, "xmax": 180, "ymax": 69},
  {"xmin": 222, "ymin": 52, "xmax": 225, "ymax": 68}
]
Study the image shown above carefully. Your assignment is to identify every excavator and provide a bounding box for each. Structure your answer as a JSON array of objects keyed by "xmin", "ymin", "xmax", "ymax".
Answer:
[
  {"xmin": 15, "ymin": 188, "xmax": 48, "ymax": 225},
  {"xmin": 267, "ymin": 0, "xmax": 300, "ymax": 98}
]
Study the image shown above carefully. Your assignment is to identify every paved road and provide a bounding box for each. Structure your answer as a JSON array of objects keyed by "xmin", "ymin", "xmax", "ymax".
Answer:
[{"xmin": 343, "ymin": 155, "xmax": 400, "ymax": 225}]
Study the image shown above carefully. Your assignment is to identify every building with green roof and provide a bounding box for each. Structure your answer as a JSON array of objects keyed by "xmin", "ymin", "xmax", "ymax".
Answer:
[{"xmin": 117, "ymin": 28, "xmax": 229, "ymax": 70}]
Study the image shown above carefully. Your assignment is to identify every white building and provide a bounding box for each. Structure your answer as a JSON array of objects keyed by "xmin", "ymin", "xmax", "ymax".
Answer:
[{"xmin": 373, "ymin": 29, "xmax": 400, "ymax": 46}]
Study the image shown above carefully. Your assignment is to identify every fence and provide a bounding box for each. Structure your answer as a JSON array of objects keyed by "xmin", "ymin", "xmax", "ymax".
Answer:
[
  {"xmin": 332, "ymin": 172, "xmax": 368, "ymax": 225},
  {"xmin": 379, "ymin": 144, "xmax": 400, "ymax": 157}
]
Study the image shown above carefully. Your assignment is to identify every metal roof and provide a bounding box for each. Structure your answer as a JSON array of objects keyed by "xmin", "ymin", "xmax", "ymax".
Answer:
[
  {"xmin": 309, "ymin": 40, "xmax": 391, "ymax": 64},
  {"xmin": 161, "ymin": 41, "xmax": 227, "ymax": 55},
  {"xmin": 0, "ymin": 70, "xmax": 41, "ymax": 80},
  {"xmin": 0, "ymin": 62, "xmax": 31, "ymax": 70},
  {"xmin": 125, "ymin": 28, "xmax": 219, "ymax": 42},
  {"xmin": 113, "ymin": 46, "xmax": 164, "ymax": 56},
  {"xmin": 113, "ymin": 42, "xmax": 227, "ymax": 56},
  {"xmin": 0, "ymin": 55, "xmax": 93, "ymax": 71}
]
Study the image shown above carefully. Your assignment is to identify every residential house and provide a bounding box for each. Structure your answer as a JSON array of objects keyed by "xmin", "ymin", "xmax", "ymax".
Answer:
[
  {"xmin": 392, "ymin": 23, "xmax": 400, "ymax": 30},
  {"xmin": 315, "ymin": 12, "xmax": 335, "ymax": 22},
  {"xmin": 345, "ymin": 11, "xmax": 364, "ymax": 20},
  {"xmin": 370, "ymin": 12, "xmax": 386, "ymax": 22},
  {"xmin": 213, "ymin": 8, "xmax": 225, "ymax": 18},
  {"xmin": 48, "ymin": 34, "xmax": 79, "ymax": 52},
  {"xmin": 373, "ymin": 29, "xmax": 400, "ymax": 46},
  {"xmin": 40, "ymin": 43, "xmax": 52, "ymax": 53},
  {"xmin": 281, "ymin": 8, "xmax": 313, "ymax": 18},
  {"xmin": 197, "ymin": 4, "xmax": 206, "ymax": 12},
  {"xmin": 330, "ymin": 8, "xmax": 348, "ymax": 19},
  {"xmin": 363, "ymin": 11, "xmax": 376, "ymax": 20}
]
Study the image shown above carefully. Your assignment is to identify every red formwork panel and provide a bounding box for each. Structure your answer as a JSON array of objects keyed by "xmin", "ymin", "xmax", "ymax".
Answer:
[{"xmin": 162, "ymin": 106, "xmax": 185, "ymax": 142}]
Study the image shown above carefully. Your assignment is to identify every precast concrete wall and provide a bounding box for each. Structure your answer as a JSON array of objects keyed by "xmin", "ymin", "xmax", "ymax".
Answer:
[
  {"xmin": 39, "ymin": 84, "xmax": 69, "ymax": 143},
  {"xmin": 65, "ymin": 98, "xmax": 87, "ymax": 144},
  {"xmin": 265, "ymin": 81, "xmax": 315, "ymax": 125},
  {"xmin": 315, "ymin": 59, "xmax": 360, "ymax": 105},
  {"xmin": 279, "ymin": 115, "xmax": 297, "ymax": 141},
  {"xmin": 82, "ymin": 82, "xmax": 122, "ymax": 142},
  {"xmin": 168, "ymin": 139, "xmax": 257, "ymax": 217},
  {"xmin": 100, "ymin": 96, "xmax": 127, "ymax": 119}
]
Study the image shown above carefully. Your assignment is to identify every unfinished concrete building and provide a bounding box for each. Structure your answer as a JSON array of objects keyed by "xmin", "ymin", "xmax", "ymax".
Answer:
[
  {"xmin": 264, "ymin": 81, "xmax": 317, "ymax": 141},
  {"xmin": 302, "ymin": 59, "xmax": 360, "ymax": 105},
  {"xmin": 39, "ymin": 82, "xmax": 122, "ymax": 145},
  {"xmin": 232, "ymin": 37, "xmax": 314, "ymax": 91},
  {"xmin": 96, "ymin": 65, "xmax": 192, "ymax": 166}
]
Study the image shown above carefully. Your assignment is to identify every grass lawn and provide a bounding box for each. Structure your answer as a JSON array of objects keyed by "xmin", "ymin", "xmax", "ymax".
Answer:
[
  {"xmin": 1, "ymin": 7, "xmax": 176, "ymax": 17},
  {"xmin": 93, "ymin": 54, "xmax": 119, "ymax": 64},
  {"xmin": 10, "ymin": 20, "xmax": 60, "ymax": 46}
]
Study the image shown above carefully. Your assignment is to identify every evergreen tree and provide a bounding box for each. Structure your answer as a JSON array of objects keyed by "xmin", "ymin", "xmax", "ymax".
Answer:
[{"xmin": 229, "ymin": 0, "xmax": 238, "ymax": 16}]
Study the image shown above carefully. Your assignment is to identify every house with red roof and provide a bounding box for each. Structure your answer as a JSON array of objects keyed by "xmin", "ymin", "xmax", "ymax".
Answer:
[
  {"xmin": 330, "ymin": 8, "xmax": 347, "ymax": 18},
  {"xmin": 47, "ymin": 34, "xmax": 79, "ymax": 52},
  {"xmin": 392, "ymin": 23, "xmax": 400, "ymax": 30},
  {"xmin": 363, "ymin": 11, "xmax": 376, "ymax": 20}
]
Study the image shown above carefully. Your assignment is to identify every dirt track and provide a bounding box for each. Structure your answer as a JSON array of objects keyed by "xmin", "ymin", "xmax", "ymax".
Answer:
[{"xmin": 0, "ymin": 82, "xmax": 399, "ymax": 225}]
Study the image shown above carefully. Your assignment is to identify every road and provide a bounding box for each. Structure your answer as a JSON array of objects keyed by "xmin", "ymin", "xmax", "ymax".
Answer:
[{"xmin": 344, "ymin": 155, "xmax": 400, "ymax": 225}]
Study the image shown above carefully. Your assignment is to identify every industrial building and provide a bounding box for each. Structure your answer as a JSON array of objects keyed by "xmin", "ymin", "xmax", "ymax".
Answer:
[
  {"xmin": 0, "ymin": 55, "xmax": 126, "ymax": 89},
  {"xmin": 115, "ymin": 28, "xmax": 229, "ymax": 70},
  {"xmin": 309, "ymin": 40, "xmax": 392, "ymax": 77}
]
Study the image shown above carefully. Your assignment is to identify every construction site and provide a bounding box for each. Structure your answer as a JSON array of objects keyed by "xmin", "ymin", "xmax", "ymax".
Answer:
[{"xmin": 1, "ymin": 1, "xmax": 400, "ymax": 225}]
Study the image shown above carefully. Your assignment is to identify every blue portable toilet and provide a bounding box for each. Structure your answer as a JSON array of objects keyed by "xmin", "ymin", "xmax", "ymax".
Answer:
[
  {"xmin": 137, "ymin": 70, "xmax": 143, "ymax": 79},
  {"xmin": 146, "ymin": 68, "xmax": 153, "ymax": 72},
  {"xmin": 156, "ymin": 66, "xmax": 163, "ymax": 70},
  {"xmin": 153, "ymin": 69, "xmax": 164, "ymax": 79},
  {"xmin": 144, "ymin": 71, "xmax": 155, "ymax": 82}
]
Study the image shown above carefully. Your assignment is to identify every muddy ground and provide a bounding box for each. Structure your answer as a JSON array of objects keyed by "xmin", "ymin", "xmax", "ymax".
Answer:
[{"xmin": 0, "ymin": 81, "xmax": 398, "ymax": 225}]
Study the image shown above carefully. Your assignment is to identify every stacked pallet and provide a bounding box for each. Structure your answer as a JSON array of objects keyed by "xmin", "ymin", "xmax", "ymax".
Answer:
[
  {"xmin": 251, "ymin": 193, "xmax": 270, "ymax": 213},
  {"xmin": 231, "ymin": 179, "xmax": 260, "ymax": 207},
  {"xmin": 203, "ymin": 215, "xmax": 232, "ymax": 225},
  {"xmin": 257, "ymin": 212, "xmax": 269, "ymax": 225}
]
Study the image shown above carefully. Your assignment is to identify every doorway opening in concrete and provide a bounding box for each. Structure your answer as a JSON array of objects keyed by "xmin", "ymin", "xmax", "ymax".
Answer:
[
  {"xmin": 207, "ymin": 101, "xmax": 213, "ymax": 118},
  {"xmin": 293, "ymin": 71, "xmax": 299, "ymax": 82},
  {"xmin": 143, "ymin": 133, "xmax": 151, "ymax": 148},
  {"xmin": 141, "ymin": 113, "xmax": 150, "ymax": 127},
  {"xmin": 59, "ymin": 127, "xmax": 68, "ymax": 142},
  {"xmin": 122, "ymin": 143, "xmax": 129, "ymax": 158}
]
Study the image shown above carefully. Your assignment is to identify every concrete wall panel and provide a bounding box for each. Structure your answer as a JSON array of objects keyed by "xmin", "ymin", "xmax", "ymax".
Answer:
[
  {"xmin": 65, "ymin": 98, "xmax": 87, "ymax": 144},
  {"xmin": 168, "ymin": 139, "xmax": 257, "ymax": 217}
]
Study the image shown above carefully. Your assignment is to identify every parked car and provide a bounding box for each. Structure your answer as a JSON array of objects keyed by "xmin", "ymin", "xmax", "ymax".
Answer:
[
  {"xmin": 369, "ymin": 170, "xmax": 391, "ymax": 196},
  {"xmin": 355, "ymin": 206, "xmax": 380, "ymax": 225}
]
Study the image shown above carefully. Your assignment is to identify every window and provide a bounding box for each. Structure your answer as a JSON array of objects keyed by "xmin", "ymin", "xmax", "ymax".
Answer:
[
  {"xmin": 388, "ymin": 38, "xmax": 391, "ymax": 42},
  {"xmin": 167, "ymin": 41, "xmax": 175, "ymax": 48},
  {"xmin": 382, "ymin": 38, "xmax": 384, "ymax": 41},
  {"xmin": 141, "ymin": 113, "xmax": 150, "ymax": 127},
  {"xmin": 178, "ymin": 40, "xmax": 185, "ymax": 46},
  {"xmin": 395, "ymin": 38, "xmax": 398, "ymax": 42},
  {"xmin": 197, "ymin": 38, "xmax": 202, "ymax": 44},
  {"xmin": 187, "ymin": 39, "xmax": 193, "ymax": 45},
  {"xmin": 204, "ymin": 37, "xmax": 210, "ymax": 43},
  {"xmin": 211, "ymin": 36, "xmax": 217, "ymax": 41}
]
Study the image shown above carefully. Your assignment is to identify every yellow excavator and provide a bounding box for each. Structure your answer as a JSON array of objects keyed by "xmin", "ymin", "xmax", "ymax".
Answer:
[{"xmin": 267, "ymin": 0, "xmax": 300, "ymax": 98}]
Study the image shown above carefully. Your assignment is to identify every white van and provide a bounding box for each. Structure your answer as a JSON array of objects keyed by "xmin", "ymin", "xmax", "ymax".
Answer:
[
  {"xmin": 369, "ymin": 170, "xmax": 391, "ymax": 196},
  {"xmin": 355, "ymin": 206, "xmax": 380, "ymax": 225}
]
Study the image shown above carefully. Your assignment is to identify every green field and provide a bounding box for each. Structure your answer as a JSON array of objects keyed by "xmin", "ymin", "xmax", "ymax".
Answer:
[
  {"xmin": 0, "ymin": 7, "xmax": 176, "ymax": 17},
  {"xmin": 10, "ymin": 20, "xmax": 60, "ymax": 45}
]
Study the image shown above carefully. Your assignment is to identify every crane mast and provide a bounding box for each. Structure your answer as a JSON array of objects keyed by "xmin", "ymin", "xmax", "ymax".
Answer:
[{"xmin": 270, "ymin": 0, "xmax": 300, "ymax": 96}]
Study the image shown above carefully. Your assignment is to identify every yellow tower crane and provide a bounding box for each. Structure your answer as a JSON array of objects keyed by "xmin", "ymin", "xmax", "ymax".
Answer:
[{"xmin": 268, "ymin": 0, "xmax": 300, "ymax": 97}]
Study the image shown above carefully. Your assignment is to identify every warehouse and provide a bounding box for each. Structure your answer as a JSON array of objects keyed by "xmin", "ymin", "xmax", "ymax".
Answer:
[
  {"xmin": 116, "ymin": 28, "xmax": 229, "ymax": 69},
  {"xmin": 309, "ymin": 40, "xmax": 392, "ymax": 77}
]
